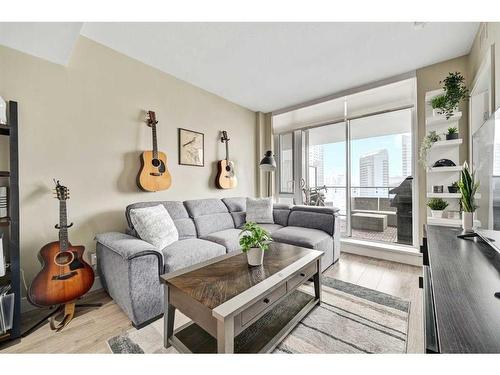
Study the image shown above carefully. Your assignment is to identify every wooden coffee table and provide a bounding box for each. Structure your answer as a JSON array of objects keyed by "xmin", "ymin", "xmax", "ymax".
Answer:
[{"xmin": 160, "ymin": 243, "xmax": 323, "ymax": 353}]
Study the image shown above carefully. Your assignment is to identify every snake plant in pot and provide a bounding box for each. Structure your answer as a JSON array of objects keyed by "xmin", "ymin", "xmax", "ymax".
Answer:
[
  {"xmin": 239, "ymin": 222, "xmax": 272, "ymax": 266},
  {"xmin": 458, "ymin": 162, "xmax": 479, "ymax": 231}
]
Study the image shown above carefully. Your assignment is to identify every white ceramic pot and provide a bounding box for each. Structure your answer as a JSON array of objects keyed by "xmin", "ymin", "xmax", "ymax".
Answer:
[
  {"xmin": 246, "ymin": 247, "xmax": 264, "ymax": 266},
  {"xmin": 462, "ymin": 212, "xmax": 474, "ymax": 232},
  {"xmin": 432, "ymin": 108, "xmax": 443, "ymax": 116},
  {"xmin": 431, "ymin": 210, "xmax": 444, "ymax": 218}
]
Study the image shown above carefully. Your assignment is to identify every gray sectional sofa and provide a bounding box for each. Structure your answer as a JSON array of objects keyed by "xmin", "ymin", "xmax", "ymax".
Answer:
[{"xmin": 95, "ymin": 197, "xmax": 340, "ymax": 327}]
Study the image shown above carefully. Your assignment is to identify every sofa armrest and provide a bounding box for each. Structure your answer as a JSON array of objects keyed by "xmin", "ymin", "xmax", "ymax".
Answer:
[
  {"xmin": 288, "ymin": 206, "xmax": 339, "ymax": 236},
  {"xmin": 95, "ymin": 232, "xmax": 163, "ymax": 273}
]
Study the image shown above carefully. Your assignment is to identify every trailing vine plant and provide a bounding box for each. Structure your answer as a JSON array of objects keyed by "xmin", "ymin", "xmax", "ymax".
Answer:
[{"xmin": 419, "ymin": 130, "xmax": 440, "ymax": 167}]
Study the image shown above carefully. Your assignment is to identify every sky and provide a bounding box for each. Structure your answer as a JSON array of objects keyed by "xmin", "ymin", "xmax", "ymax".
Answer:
[{"xmin": 323, "ymin": 133, "xmax": 410, "ymax": 186}]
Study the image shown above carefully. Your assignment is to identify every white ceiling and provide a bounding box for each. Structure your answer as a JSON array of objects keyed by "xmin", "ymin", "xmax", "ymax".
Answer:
[
  {"xmin": 0, "ymin": 23, "xmax": 83, "ymax": 65},
  {"xmin": 0, "ymin": 22, "xmax": 479, "ymax": 112}
]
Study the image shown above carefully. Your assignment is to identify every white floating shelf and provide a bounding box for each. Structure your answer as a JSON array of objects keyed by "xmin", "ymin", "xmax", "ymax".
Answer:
[
  {"xmin": 426, "ymin": 112, "xmax": 462, "ymax": 126},
  {"xmin": 427, "ymin": 216, "xmax": 481, "ymax": 228},
  {"xmin": 432, "ymin": 139, "xmax": 463, "ymax": 148},
  {"xmin": 427, "ymin": 193, "xmax": 461, "ymax": 198},
  {"xmin": 427, "ymin": 192, "xmax": 481, "ymax": 199},
  {"xmin": 428, "ymin": 166, "xmax": 463, "ymax": 173}
]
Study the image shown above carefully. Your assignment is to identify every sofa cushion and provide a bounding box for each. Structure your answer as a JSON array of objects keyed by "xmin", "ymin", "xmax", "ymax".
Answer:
[
  {"xmin": 246, "ymin": 197, "xmax": 274, "ymax": 223},
  {"xmin": 161, "ymin": 239, "xmax": 226, "ymax": 273},
  {"xmin": 258, "ymin": 223, "xmax": 284, "ymax": 234},
  {"xmin": 126, "ymin": 201, "xmax": 197, "ymax": 240},
  {"xmin": 129, "ymin": 205, "xmax": 178, "ymax": 249},
  {"xmin": 202, "ymin": 228, "xmax": 242, "ymax": 253},
  {"xmin": 222, "ymin": 197, "xmax": 246, "ymax": 212},
  {"xmin": 184, "ymin": 199, "xmax": 235, "ymax": 237},
  {"xmin": 288, "ymin": 208, "xmax": 335, "ymax": 236},
  {"xmin": 231, "ymin": 212, "xmax": 246, "ymax": 228},
  {"xmin": 271, "ymin": 226, "xmax": 330, "ymax": 249},
  {"xmin": 273, "ymin": 203, "xmax": 291, "ymax": 226}
]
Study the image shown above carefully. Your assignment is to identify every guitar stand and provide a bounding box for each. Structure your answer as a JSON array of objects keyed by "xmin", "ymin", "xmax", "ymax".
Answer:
[{"xmin": 22, "ymin": 301, "xmax": 102, "ymax": 337}]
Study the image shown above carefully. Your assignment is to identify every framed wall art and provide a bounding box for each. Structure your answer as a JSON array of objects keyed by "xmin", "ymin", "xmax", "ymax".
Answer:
[{"xmin": 178, "ymin": 128, "xmax": 204, "ymax": 167}]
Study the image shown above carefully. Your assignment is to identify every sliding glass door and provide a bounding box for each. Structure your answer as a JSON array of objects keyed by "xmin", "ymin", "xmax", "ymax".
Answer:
[{"xmin": 301, "ymin": 108, "xmax": 414, "ymax": 247}]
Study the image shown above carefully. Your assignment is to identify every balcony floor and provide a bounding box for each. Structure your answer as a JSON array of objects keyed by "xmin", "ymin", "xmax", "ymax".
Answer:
[{"xmin": 339, "ymin": 218, "xmax": 398, "ymax": 243}]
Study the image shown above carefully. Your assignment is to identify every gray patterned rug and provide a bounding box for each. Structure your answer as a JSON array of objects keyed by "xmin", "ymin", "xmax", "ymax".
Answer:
[{"xmin": 108, "ymin": 276, "xmax": 410, "ymax": 354}]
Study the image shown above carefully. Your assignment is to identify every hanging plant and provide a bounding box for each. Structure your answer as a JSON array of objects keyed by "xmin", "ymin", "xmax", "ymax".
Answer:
[
  {"xmin": 419, "ymin": 130, "xmax": 440, "ymax": 167},
  {"xmin": 440, "ymin": 72, "xmax": 469, "ymax": 119}
]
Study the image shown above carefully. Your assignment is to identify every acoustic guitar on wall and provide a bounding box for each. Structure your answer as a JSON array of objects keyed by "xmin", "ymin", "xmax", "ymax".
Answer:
[
  {"xmin": 137, "ymin": 111, "xmax": 172, "ymax": 192},
  {"xmin": 216, "ymin": 130, "xmax": 237, "ymax": 189}
]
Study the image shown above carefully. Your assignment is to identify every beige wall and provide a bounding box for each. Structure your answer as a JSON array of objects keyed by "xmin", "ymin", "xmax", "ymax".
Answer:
[
  {"xmin": 416, "ymin": 55, "xmax": 470, "ymax": 240},
  {"xmin": 0, "ymin": 36, "xmax": 257, "ymax": 291},
  {"xmin": 469, "ymin": 23, "xmax": 500, "ymax": 110}
]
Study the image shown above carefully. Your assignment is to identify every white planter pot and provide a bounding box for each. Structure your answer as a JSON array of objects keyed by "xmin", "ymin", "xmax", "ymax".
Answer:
[
  {"xmin": 246, "ymin": 247, "xmax": 264, "ymax": 266},
  {"xmin": 432, "ymin": 108, "xmax": 443, "ymax": 116},
  {"xmin": 430, "ymin": 210, "xmax": 444, "ymax": 218},
  {"xmin": 462, "ymin": 212, "xmax": 474, "ymax": 232}
]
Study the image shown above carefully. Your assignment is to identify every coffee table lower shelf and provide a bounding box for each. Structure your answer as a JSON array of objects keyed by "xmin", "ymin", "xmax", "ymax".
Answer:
[{"xmin": 169, "ymin": 290, "xmax": 316, "ymax": 353}]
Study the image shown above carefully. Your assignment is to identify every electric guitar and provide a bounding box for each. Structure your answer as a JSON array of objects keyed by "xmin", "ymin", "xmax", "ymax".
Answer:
[
  {"xmin": 137, "ymin": 111, "xmax": 172, "ymax": 192},
  {"xmin": 216, "ymin": 131, "xmax": 237, "ymax": 189},
  {"xmin": 28, "ymin": 181, "xmax": 94, "ymax": 311}
]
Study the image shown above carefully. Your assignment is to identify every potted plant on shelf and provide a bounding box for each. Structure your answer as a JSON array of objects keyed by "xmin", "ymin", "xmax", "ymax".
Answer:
[
  {"xmin": 430, "ymin": 94, "xmax": 446, "ymax": 116},
  {"xmin": 440, "ymin": 72, "xmax": 469, "ymax": 119},
  {"xmin": 239, "ymin": 222, "xmax": 272, "ymax": 267},
  {"xmin": 458, "ymin": 162, "xmax": 479, "ymax": 231},
  {"xmin": 446, "ymin": 127, "xmax": 459, "ymax": 140},
  {"xmin": 427, "ymin": 198, "xmax": 449, "ymax": 218},
  {"xmin": 448, "ymin": 181, "xmax": 459, "ymax": 194},
  {"xmin": 419, "ymin": 130, "xmax": 441, "ymax": 167}
]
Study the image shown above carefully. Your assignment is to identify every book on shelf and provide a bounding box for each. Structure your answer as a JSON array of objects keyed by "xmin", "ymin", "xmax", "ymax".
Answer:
[{"xmin": 0, "ymin": 186, "xmax": 7, "ymax": 218}]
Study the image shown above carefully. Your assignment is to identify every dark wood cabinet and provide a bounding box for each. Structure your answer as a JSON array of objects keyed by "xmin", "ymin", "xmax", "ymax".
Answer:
[{"xmin": 424, "ymin": 225, "xmax": 500, "ymax": 353}]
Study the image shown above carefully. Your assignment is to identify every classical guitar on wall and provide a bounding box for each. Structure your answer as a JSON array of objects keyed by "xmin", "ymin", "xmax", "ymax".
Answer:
[
  {"xmin": 28, "ymin": 180, "xmax": 95, "ymax": 331},
  {"xmin": 216, "ymin": 130, "xmax": 237, "ymax": 189},
  {"xmin": 137, "ymin": 111, "xmax": 172, "ymax": 192}
]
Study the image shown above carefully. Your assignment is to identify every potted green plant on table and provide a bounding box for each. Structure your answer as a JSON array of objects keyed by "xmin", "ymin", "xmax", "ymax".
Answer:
[
  {"xmin": 427, "ymin": 198, "xmax": 449, "ymax": 219},
  {"xmin": 446, "ymin": 127, "xmax": 459, "ymax": 140},
  {"xmin": 419, "ymin": 130, "xmax": 441, "ymax": 167},
  {"xmin": 430, "ymin": 94, "xmax": 447, "ymax": 116},
  {"xmin": 239, "ymin": 222, "xmax": 272, "ymax": 266},
  {"xmin": 458, "ymin": 162, "xmax": 479, "ymax": 231},
  {"xmin": 440, "ymin": 72, "xmax": 469, "ymax": 119},
  {"xmin": 448, "ymin": 181, "xmax": 459, "ymax": 194}
]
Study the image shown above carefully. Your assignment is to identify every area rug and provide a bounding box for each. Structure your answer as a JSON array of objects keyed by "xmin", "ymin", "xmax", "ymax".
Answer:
[{"xmin": 107, "ymin": 276, "xmax": 410, "ymax": 354}]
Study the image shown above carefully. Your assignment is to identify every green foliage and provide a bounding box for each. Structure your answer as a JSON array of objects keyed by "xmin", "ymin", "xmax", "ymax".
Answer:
[
  {"xmin": 447, "ymin": 127, "xmax": 458, "ymax": 135},
  {"xmin": 451, "ymin": 181, "xmax": 459, "ymax": 188},
  {"xmin": 427, "ymin": 198, "xmax": 449, "ymax": 211},
  {"xmin": 431, "ymin": 94, "xmax": 447, "ymax": 110},
  {"xmin": 440, "ymin": 72, "xmax": 469, "ymax": 119},
  {"xmin": 458, "ymin": 162, "xmax": 479, "ymax": 212},
  {"xmin": 239, "ymin": 222, "xmax": 272, "ymax": 253},
  {"xmin": 419, "ymin": 130, "xmax": 441, "ymax": 167}
]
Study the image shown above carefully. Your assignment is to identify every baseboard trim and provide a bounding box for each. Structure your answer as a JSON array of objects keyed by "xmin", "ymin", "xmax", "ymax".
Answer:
[
  {"xmin": 21, "ymin": 276, "xmax": 103, "ymax": 313},
  {"xmin": 340, "ymin": 239, "xmax": 423, "ymax": 266}
]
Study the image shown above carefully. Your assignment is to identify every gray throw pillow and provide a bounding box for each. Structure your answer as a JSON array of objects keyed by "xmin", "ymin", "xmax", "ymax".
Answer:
[
  {"xmin": 246, "ymin": 197, "xmax": 274, "ymax": 224},
  {"xmin": 129, "ymin": 204, "xmax": 178, "ymax": 249}
]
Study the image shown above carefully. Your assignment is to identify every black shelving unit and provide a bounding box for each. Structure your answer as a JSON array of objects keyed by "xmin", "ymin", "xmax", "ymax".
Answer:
[{"xmin": 0, "ymin": 101, "xmax": 21, "ymax": 343}]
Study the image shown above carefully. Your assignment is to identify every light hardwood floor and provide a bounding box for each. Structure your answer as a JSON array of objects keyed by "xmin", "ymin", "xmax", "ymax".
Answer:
[{"xmin": 0, "ymin": 252, "xmax": 423, "ymax": 354}]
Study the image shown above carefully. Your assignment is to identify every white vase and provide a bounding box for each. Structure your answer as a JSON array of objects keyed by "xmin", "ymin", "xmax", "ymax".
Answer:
[
  {"xmin": 431, "ymin": 210, "xmax": 444, "ymax": 218},
  {"xmin": 462, "ymin": 212, "xmax": 474, "ymax": 232},
  {"xmin": 246, "ymin": 247, "xmax": 264, "ymax": 266}
]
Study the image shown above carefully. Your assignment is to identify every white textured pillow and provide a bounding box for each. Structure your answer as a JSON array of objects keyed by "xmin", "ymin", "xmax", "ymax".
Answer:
[
  {"xmin": 246, "ymin": 197, "xmax": 274, "ymax": 224},
  {"xmin": 129, "ymin": 205, "xmax": 178, "ymax": 249}
]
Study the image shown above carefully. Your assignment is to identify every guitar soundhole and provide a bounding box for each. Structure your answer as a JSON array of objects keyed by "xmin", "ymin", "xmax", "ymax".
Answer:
[
  {"xmin": 225, "ymin": 165, "xmax": 231, "ymax": 172},
  {"xmin": 54, "ymin": 251, "xmax": 75, "ymax": 267},
  {"xmin": 152, "ymin": 159, "xmax": 161, "ymax": 167}
]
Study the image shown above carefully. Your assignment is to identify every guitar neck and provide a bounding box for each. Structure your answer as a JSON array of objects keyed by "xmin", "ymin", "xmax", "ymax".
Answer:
[
  {"xmin": 152, "ymin": 123, "xmax": 158, "ymax": 159},
  {"xmin": 59, "ymin": 200, "xmax": 69, "ymax": 251},
  {"xmin": 225, "ymin": 140, "xmax": 229, "ymax": 161}
]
